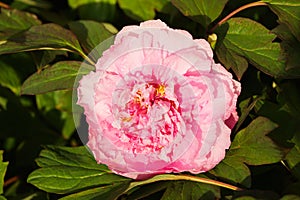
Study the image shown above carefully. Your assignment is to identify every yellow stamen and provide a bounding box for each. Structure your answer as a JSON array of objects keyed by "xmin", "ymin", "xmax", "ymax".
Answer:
[
  {"xmin": 157, "ymin": 85, "xmax": 165, "ymax": 96},
  {"xmin": 121, "ymin": 117, "xmax": 132, "ymax": 122}
]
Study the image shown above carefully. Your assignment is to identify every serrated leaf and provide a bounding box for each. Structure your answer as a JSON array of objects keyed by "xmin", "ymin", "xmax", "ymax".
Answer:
[
  {"xmin": 171, "ymin": 0, "xmax": 228, "ymax": 27},
  {"xmin": 118, "ymin": 0, "xmax": 170, "ymax": 21},
  {"xmin": 21, "ymin": 61, "xmax": 94, "ymax": 95},
  {"xmin": 216, "ymin": 17, "xmax": 296, "ymax": 79},
  {"xmin": 68, "ymin": 20, "xmax": 116, "ymax": 61},
  {"xmin": 68, "ymin": 0, "xmax": 117, "ymax": 22},
  {"xmin": 27, "ymin": 146, "xmax": 130, "ymax": 194},
  {"xmin": 229, "ymin": 117, "xmax": 283, "ymax": 165},
  {"xmin": 161, "ymin": 180, "xmax": 220, "ymax": 200},
  {"xmin": 59, "ymin": 182, "xmax": 130, "ymax": 200},
  {"xmin": 211, "ymin": 117, "xmax": 284, "ymax": 187},
  {"xmin": 285, "ymin": 132, "xmax": 300, "ymax": 180},
  {"xmin": 211, "ymin": 157, "xmax": 251, "ymax": 187},
  {"xmin": 263, "ymin": 0, "xmax": 300, "ymax": 42},
  {"xmin": 0, "ymin": 151, "xmax": 8, "ymax": 194},
  {"xmin": 272, "ymin": 24, "xmax": 300, "ymax": 77},
  {"xmin": 255, "ymin": 80, "xmax": 300, "ymax": 147},
  {"xmin": 0, "ymin": 23, "xmax": 84, "ymax": 56},
  {"xmin": 0, "ymin": 8, "xmax": 41, "ymax": 39}
]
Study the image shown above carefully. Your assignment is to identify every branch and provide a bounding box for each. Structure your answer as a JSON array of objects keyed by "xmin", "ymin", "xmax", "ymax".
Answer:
[{"xmin": 210, "ymin": 1, "xmax": 268, "ymax": 33}]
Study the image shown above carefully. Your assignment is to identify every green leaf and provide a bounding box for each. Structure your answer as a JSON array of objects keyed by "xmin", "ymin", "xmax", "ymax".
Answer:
[
  {"xmin": 263, "ymin": 0, "xmax": 300, "ymax": 42},
  {"xmin": 68, "ymin": 0, "xmax": 117, "ymax": 22},
  {"xmin": 0, "ymin": 23, "xmax": 84, "ymax": 56},
  {"xmin": 31, "ymin": 50, "xmax": 68, "ymax": 70},
  {"xmin": 0, "ymin": 151, "xmax": 8, "ymax": 194},
  {"xmin": 35, "ymin": 90, "xmax": 75, "ymax": 139},
  {"xmin": 255, "ymin": 80, "xmax": 300, "ymax": 147},
  {"xmin": 272, "ymin": 24, "xmax": 300, "ymax": 77},
  {"xmin": 0, "ymin": 60, "xmax": 21, "ymax": 95},
  {"xmin": 211, "ymin": 117, "xmax": 284, "ymax": 187},
  {"xmin": 280, "ymin": 194, "xmax": 300, "ymax": 200},
  {"xmin": 126, "ymin": 181, "xmax": 169, "ymax": 200},
  {"xmin": 161, "ymin": 180, "xmax": 220, "ymax": 200},
  {"xmin": 0, "ymin": 8, "xmax": 41, "ymax": 40},
  {"xmin": 171, "ymin": 0, "xmax": 228, "ymax": 27},
  {"xmin": 27, "ymin": 146, "xmax": 130, "ymax": 194},
  {"xmin": 118, "ymin": 0, "xmax": 170, "ymax": 21},
  {"xmin": 59, "ymin": 182, "xmax": 130, "ymax": 200},
  {"xmin": 285, "ymin": 131, "xmax": 300, "ymax": 180},
  {"xmin": 0, "ymin": 53, "xmax": 36, "ymax": 93},
  {"xmin": 21, "ymin": 61, "xmax": 94, "ymax": 95},
  {"xmin": 215, "ymin": 17, "xmax": 297, "ymax": 79},
  {"xmin": 68, "ymin": 20, "xmax": 116, "ymax": 61},
  {"xmin": 0, "ymin": 196, "xmax": 6, "ymax": 200},
  {"xmin": 229, "ymin": 117, "xmax": 283, "ymax": 165},
  {"xmin": 35, "ymin": 146, "xmax": 108, "ymax": 170},
  {"xmin": 211, "ymin": 157, "xmax": 251, "ymax": 187}
]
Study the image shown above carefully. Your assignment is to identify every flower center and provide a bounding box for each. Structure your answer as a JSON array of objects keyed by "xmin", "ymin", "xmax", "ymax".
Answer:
[{"xmin": 113, "ymin": 82, "xmax": 183, "ymax": 154}]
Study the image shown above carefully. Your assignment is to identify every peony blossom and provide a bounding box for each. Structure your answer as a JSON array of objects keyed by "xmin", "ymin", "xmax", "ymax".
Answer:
[{"xmin": 77, "ymin": 20, "xmax": 241, "ymax": 179}]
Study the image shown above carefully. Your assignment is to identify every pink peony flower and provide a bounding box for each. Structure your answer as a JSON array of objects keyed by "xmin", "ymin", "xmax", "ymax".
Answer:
[{"xmin": 77, "ymin": 20, "xmax": 241, "ymax": 179}]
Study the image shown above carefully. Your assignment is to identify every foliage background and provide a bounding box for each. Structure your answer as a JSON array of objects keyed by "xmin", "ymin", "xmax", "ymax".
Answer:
[{"xmin": 0, "ymin": 0, "xmax": 300, "ymax": 199}]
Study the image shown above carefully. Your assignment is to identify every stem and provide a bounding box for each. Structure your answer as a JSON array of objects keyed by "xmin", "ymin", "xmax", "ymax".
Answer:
[
  {"xmin": 77, "ymin": 49, "xmax": 96, "ymax": 66},
  {"xmin": 210, "ymin": 1, "xmax": 268, "ymax": 33},
  {"xmin": 0, "ymin": 1, "xmax": 10, "ymax": 8},
  {"xmin": 4, "ymin": 176, "xmax": 19, "ymax": 187},
  {"xmin": 123, "ymin": 174, "xmax": 243, "ymax": 195}
]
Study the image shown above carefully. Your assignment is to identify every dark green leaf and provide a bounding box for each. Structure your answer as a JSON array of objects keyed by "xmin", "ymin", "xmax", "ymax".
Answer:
[
  {"xmin": 27, "ymin": 146, "xmax": 130, "ymax": 194},
  {"xmin": 21, "ymin": 61, "xmax": 94, "ymax": 95},
  {"xmin": 211, "ymin": 157, "xmax": 251, "ymax": 187},
  {"xmin": 216, "ymin": 17, "xmax": 297, "ymax": 79},
  {"xmin": 285, "ymin": 131, "xmax": 300, "ymax": 179},
  {"xmin": 126, "ymin": 181, "xmax": 169, "ymax": 200},
  {"xmin": 0, "ymin": 23, "xmax": 84, "ymax": 56},
  {"xmin": 0, "ymin": 60, "xmax": 21, "ymax": 95},
  {"xmin": 233, "ymin": 190, "xmax": 280, "ymax": 200},
  {"xmin": 171, "ymin": 0, "xmax": 228, "ymax": 27},
  {"xmin": 35, "ymin": 90, "xmax": 75, "ymax": 139},
  {"xmin": 59, "ymin": 182, "xmax": 130, "ymax": 200},
  {"xmin": 263, "ymin": 0, "xmax": 300, "ymax": 42},
  {"xmin": 68, "ymin": 0, "xmax": 117, "ymax": 22},
  {"xmin": 0, "ymin": 8, "xmax": 41, "ymax": 39},
  {"xmin": 255, "ymin": 80, "xmax": 300, "ymax": 147},
  {"xmin": 68, "ymin": 20, "xmax": 116, "ymax": 61},
  {"xmin": 0, "ymin": 151, "xmax": 8, "ymax": 194},
  {"xmin": 272, "ymin": 24, "xmax": 300, "ymax": 78},
  {"xmin": 161, "ymin": 180, "xmax": 220, "ymax": 200},
  {"xmin": 118, "ymin": 0, "xmax": 170, "ymax": 21},
  {"xmin": 234, "ymin": 96, "xmax": 262, "ymax": 133},
  {"xmin": 31, "ymin": 50, "xmax": 68, "ymax": 70},
  {"xmin": 211, "ymin": 117, "xmax": 284, "ymax": 187}
]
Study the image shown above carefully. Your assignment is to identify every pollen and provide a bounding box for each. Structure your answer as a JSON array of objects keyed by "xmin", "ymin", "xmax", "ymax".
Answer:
[
  {"xmin": 121, "ymin": 116, "xmax": 132, "ymax": 122},
  {"xmin": 156, "ymin": 84, "xmax": 165, "ymax": 96}
]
